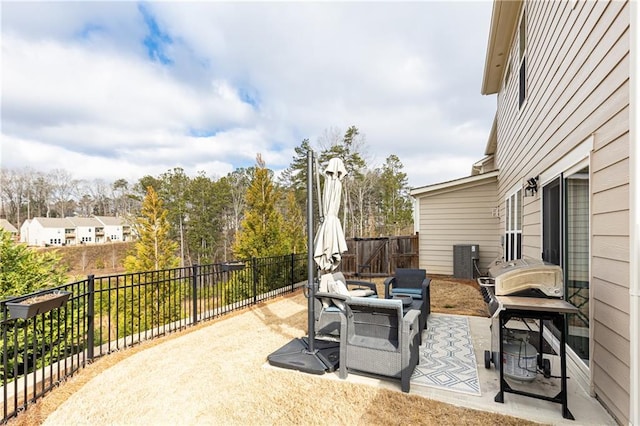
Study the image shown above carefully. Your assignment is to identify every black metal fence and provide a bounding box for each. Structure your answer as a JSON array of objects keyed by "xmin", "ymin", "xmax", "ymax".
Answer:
[{"xmin": 1, "ymin": 253, "xmax": 307, "ymax": 422}]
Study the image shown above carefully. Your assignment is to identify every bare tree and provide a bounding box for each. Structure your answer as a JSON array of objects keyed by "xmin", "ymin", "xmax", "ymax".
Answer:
[
  {"xmin": 31, "ymin": 171, "xmax": 53, "ymax": 218},
  {"xmin": 111, "ymin": 178, "xmax": 130, "ymax": 216},
  {"xmin": 75, "ymin": 179, "xmax": 95, "ymax": 216},
  {"xmin": 0, "ymin": 168, "xmax": 29, "ymax": 227},
  {"xmin": 49, "ymin": 169, "xmax": 78, "ymax": 217},
  {"xmin": 89, "ymin": 178, "xmax": 113, "ymax": 215},
  {"xmin": 350, "ymin": 169, "xmax": 380, "ymax": 237}
]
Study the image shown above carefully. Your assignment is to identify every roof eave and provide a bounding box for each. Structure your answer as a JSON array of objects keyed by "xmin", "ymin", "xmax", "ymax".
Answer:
[
  {"xmin": 484, "ymin": 114, "xmax": 498, "ymax": 155},
  {"xmin": 410, "ymin": 170, "xmax": 499, "ymax": 197},
  {"xmin": 481, "ymin": 0, "xmax": 522, "ymax": 95}
]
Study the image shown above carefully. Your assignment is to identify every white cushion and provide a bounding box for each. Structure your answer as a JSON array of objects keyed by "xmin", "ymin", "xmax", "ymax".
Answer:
[
  {"xmin": 349, "ymin": 289, "xmax": 375, "ymax": 297},
  {"xmin": 329, "ymin": 279, "xmax": 350, "ymax": 309},
  {"xmin": 332, "ymin": 280, "xmax": 350, "ymax": 296},
  {"xmin": 319, "ymin": 274, "xmax": 334, "ymax": 308},
  {"xmin": 332, "ymin": 272, "xmax": 347, "ymax": 283}
]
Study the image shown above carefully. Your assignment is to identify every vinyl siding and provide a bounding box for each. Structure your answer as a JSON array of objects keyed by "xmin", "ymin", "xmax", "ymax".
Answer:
[
  {"xmin": 416, "ymin": 179, "xmax": 499, "ymax": 276},
  {"xmin": 591, "ymin": 128, "xmax": 630, "ymax": 425},
  {"xmin": 493, "ymin": 1, "xmax": 630, "ymax": 423}
]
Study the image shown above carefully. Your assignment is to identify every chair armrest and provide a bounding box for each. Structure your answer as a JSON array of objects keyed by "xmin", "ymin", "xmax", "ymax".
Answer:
[
  {"xmin": 315, "ymin": 291, "xmax": 348, "ymax": 301},
  {"xmin": 384, "ymin": 276, "xmax": 396, "ymax": 299},
  {"xmin": 421, "ymin": 278, "xmax": 431, "ymax": 315},
  {"xmin": 401, "ymin": 309, "xmax": 421, "ymax": 335},
  {"xmin": 420, "ymin": 278, "xmax": 429, "ymax": 297}
]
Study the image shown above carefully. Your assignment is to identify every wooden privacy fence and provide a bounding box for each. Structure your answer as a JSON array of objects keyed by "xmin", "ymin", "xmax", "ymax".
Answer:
[{"xmin": 340, "ymin": 234, "xmax": 419, "ymax": 278}]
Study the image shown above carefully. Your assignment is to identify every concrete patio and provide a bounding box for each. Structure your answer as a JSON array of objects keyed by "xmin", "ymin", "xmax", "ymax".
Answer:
[{"xmin": 305, "ymin": 313, "xmax": 616, "ymax": 425}]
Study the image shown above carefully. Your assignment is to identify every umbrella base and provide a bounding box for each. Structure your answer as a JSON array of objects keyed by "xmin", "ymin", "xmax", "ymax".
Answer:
[{"xmin": 267, "ymin": 337, "xmax": 339, "ymax": 375}]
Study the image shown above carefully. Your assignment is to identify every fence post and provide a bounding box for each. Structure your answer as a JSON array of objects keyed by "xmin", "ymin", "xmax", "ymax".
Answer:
[
  {"xmin": 252, "ymin": 257, "xmax": 258, "ymax": 304},
  {"xmin": 290, "ymin": 253, "xmax": 295, "ymax": 292},
  {"xmin": 87, "ymin": 275, "xmax": 95, "ymax": 361},
  {"xmin": 192, "ymin": 264, "xmax": 199, "ymax": 325}
]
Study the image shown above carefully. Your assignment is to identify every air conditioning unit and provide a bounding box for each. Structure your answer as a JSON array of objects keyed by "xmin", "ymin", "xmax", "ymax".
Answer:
[{"xmin": 453, "ymin": 244, "xmax": 480, "ymax": 279}]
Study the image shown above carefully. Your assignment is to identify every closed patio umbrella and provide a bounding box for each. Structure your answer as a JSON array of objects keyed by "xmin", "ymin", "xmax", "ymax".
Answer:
[
  {"xmin": 314, "ymin": 158, "xmax": 348, "ymax": 272},
  {"xmin": 267, "ymin": 152, "xmax": 346, "ymax": 374}
]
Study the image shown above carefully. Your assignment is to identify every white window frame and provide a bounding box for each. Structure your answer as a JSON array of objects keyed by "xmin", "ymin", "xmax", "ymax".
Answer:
[
  {"xmin": 518, "ymin": 4, "xmax": 527, "ymax": 110},
  {"xmin": 504, "ymin": 186, "xmax": 523, "ymax": 261},
  {"xmin": 538, "ymin": 138, "xmax": 592, "ymax": 390}
]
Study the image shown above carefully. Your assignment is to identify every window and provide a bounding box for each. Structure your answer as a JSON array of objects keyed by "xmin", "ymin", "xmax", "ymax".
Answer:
[
  {"xmin": 542, "ymin": 166, "xmax": 590, "ymax": 362},
  {"xmin": 518, "ymin": 7, "xmax": 527, "ymax": 108},
  {"xmin": 504, "ymin": 189, "xmax": 522, "ymax": 261}
]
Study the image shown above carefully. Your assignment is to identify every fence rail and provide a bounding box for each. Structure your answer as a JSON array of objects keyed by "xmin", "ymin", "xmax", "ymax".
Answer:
[{"xmin": 1, "ymin": 253, "xmax": 307, "ymax": 423}]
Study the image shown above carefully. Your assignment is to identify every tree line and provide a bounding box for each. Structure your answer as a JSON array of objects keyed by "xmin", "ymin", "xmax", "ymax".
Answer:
[{"xmin": 1, "ymin": 126, "xmax": 414, "ymax": 265}]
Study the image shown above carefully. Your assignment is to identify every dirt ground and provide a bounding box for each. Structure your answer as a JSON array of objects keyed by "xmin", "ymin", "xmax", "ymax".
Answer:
[{"xmin": 5, "ymin": 276, "xmax": 538, "ymax": 426}]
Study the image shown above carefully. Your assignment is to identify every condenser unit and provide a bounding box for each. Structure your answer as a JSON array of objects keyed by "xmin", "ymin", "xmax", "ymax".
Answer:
[{"xmin": 453, "ymin": 244, "xmax": 479, "ymax": 279}]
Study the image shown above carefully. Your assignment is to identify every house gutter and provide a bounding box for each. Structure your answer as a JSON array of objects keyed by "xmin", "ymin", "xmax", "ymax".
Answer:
[{"xmin": 629, "ymin": 2, "xmax": 639, "ymax": 425}]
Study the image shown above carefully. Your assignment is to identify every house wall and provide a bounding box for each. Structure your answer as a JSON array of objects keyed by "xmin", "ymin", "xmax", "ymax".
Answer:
[
  {"xmin": 104, "ymin": 225, "xmax": 123, "ymax": 241},
  {"xmin": 35, "ymin": 223, "xmax": 65, "ymax": 246},
  {"xmin": 494, "ymin": 1, "xmax": 630, "ymax": 422},
  {"xmin": 75, "ymin": 226, "xmax": 95, "ymax": 243},
  {"xmin": 28, "ymin": 220, "xmax": 45, "ymax": 246},
  {"xmin": 416, "ymin": 179, "xmax": 500, "ymax": 276},
  {"xmin": 19, "ymin": 220, "xmax": 30, "ymax": 244}
]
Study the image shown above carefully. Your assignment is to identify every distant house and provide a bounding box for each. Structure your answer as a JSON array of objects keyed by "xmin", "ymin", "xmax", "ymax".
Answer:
[
  {"xmin": 66, "ymin": 216, "xmax": 101, "ymax": 244},
  {"xmin": 0, "ymin": 219, "xmax": 19, "ymax": 239},
  {"xmin": 94, "ymin": 216, "xmax": 132, "ymax": 242},
  {"xmin": 20, "ymin": 217, "xmax": 76, "ymax": 246},
  {"xmin": 412, "ymin": 1, "xmax": 635, "ymax": 424},
  {"xmin": 20, "ymin": 216, "xmax": 133, "ymax": 246}
]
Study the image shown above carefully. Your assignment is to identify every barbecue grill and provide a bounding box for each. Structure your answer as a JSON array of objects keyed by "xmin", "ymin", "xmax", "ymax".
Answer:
[{"xmin": 479, "ymin": 257, "xmax": 564, "ymax": 381}]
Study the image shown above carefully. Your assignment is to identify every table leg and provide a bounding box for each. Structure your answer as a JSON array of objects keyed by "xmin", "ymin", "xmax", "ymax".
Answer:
[
  {"xmin": 558, "ymin": 314, "xmax": 575, "ymax": 420},
  {"xmin": 495, "ymin": 311, "xmax": 505, "ymax": 403}
]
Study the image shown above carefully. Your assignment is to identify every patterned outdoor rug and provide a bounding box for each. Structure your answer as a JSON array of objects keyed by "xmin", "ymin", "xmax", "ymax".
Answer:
[{"xmin": 412, "ymin": 314, "xmax": 481, "ymax": 395}]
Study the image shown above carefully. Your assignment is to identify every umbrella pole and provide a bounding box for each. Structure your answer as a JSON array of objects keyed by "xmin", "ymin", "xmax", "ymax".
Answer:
[{"xmin": 307, "ymin": 149, "xmax": 317, "ymax": 353}]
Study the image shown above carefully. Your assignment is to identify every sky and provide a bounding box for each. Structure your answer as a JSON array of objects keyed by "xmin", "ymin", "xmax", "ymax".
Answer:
[{"xmin": 1, "ymin": 1, "xmax": 497, "ymax": 189}]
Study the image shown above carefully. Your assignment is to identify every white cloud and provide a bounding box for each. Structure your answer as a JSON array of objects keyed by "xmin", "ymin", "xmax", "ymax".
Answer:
[{"xmin": 1, "ymin": 1, "xmax": 496, "ymax": 188}]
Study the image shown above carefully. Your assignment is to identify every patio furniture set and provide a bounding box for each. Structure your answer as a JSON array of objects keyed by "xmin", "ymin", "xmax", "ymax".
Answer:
[{"xmin": 314, "ymin": 268, "xmax": 431, "ymax": 392}]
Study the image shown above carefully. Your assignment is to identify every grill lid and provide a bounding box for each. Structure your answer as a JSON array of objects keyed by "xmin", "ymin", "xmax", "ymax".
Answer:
[{"xmin": 488, "ymin": 258, "xmax": 563, "ymax": 297}]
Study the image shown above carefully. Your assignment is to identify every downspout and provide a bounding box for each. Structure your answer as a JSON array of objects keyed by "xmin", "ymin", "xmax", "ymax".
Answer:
[{"xmin": 629, "ymin": 2, "xmax": 639, "ymax": 425}]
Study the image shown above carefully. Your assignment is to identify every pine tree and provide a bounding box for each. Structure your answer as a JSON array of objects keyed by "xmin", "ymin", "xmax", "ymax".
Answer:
[
  {"xmin": 279, "ymin": 138, "xmax": 313, "ymax": 193},
  {"xmin": 280, "ymin": 189, "xmax": 306, "ymax": 254},
  {"xmin": 124, "ymin": 186, "xmax": 179, "ymax": 272},
  {"xmin": 233, "ymin": 155, "xmax": 287, "ymax": 259},
  {"xmin": 379, "ymin": 154, "xmax": 413, "ymax": 235},
  {"xmin": 157, "ymin": 167, "xmax": 190, "ymax": 266}
]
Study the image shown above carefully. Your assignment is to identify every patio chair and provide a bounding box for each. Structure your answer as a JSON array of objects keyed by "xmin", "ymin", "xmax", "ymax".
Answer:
[
  {"xmin": 338, "ymin": 297, "xmax": 420, "ymax": 392},
  {"xmin": 384, "ymin": 268, "xmax": 431, "ymax": 338},
  {"xmin": 314, "ymin": 272, "xmax": 377, "ymax": 340}
]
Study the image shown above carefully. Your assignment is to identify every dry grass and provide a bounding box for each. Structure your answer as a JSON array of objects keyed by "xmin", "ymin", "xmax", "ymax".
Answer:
[
  {"xmin": 40, "ymin": 242, "xmax": 132, "ymax": 278},
  {"xmin": 8, "ymin": 277, "xmax": 538, "ymax": 426}
]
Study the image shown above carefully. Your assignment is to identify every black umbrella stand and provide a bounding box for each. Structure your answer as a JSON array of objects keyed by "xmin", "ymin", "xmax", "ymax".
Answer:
[{"xmin": 267, "ymin": 150, "xmax": 339, "ymax": 374}]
